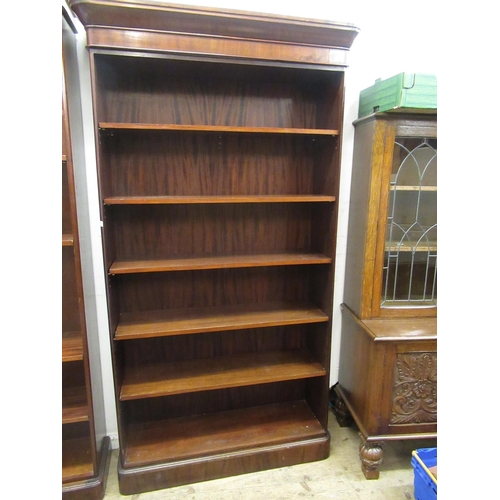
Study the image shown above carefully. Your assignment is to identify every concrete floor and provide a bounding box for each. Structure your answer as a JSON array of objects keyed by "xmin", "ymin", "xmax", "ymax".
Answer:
[{"xmin": 102, "ymin": 408, "xmax": 436, "ymax": 499}]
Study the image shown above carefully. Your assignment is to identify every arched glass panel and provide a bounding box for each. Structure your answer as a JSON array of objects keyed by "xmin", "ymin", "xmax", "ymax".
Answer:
[{"xmin": 381, "ymin": 137, "xmax": 437, "ymax": 308}]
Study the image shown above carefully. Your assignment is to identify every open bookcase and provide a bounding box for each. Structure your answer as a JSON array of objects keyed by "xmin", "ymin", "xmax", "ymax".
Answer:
[
  {"xmin": 62, "ymin": 8, "xmax": 110, "ymax": 499},
  {"xmin": 69, "ymin": 0, "xmax": 358, "ymax": 493}
]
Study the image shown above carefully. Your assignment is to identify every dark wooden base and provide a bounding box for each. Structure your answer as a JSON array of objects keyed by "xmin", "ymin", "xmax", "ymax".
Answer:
[
  {"xmin": 62, "ymin": 436, "xmax": 112, "ymax": 500},
  {"xmin": 329, "ymin": 384, "xmax": 354, "ymax": 428},
  {"xmin": 118, "ymin": 433, "xmax": 330, "ymax": 495}
]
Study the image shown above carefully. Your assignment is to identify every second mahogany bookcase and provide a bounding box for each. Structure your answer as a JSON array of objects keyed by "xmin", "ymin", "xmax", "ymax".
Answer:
[
  {"xmin": 70, "ymin": 0, "xmax": 359, "ymax": 494},
  {"xmin": 62, "ymin": 7, "xmax": 110, "ymax": 498}
]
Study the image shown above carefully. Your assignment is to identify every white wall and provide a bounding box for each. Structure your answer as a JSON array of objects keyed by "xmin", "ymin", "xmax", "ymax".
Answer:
[{"xmin": 68, "ymin": 0, "xmax": 443, "ymax": 447}]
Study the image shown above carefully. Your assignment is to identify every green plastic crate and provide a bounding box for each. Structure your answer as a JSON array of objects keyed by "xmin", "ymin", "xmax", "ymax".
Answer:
[{"xmin": 358, "ymin": 72, "xmax": 437, "ymax": 118}]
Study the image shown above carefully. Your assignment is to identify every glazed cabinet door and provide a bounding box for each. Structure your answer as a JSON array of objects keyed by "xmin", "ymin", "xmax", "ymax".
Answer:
[{"xmin": 370, "ymin": 117, "xmax": 437, "ymax": 319}]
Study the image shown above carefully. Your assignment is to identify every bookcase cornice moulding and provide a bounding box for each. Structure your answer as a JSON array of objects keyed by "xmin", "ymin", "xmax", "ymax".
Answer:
[{"xmin": 70, "ymin": 0, "xmax": 359, "ymax": 66}]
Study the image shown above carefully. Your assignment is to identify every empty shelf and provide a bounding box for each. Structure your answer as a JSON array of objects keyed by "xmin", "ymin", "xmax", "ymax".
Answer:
[
  {"xmin": 109, "ymin": 252, "xmax": 332, "ymax": 274},
  {"xmin": 115, "ymin": 302, "xmax": 329, "ymax": 340},
  {"xmin": 123, "ymin": 400, "xmax": 326, "ymax": 468},
  {"xmin": 104, "ymin": 195, "xmax": 335, "ymax": 205},
  {"xmin": 120, "ymin": 349, "xmax": 326, "ymax": 400}
]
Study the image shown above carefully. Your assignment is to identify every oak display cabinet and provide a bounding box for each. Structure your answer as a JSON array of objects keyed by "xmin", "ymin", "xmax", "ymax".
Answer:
[
  {"xmin": 69, "ymin": 0, "xmax": 358, "ymax": 494},
  {"xmin": 62, "ymin": 8, "xmax": 110, "ymax": 499},
  {"xmin": 333, "ymin": 110, "xmax": 437, "ymax": 479}
]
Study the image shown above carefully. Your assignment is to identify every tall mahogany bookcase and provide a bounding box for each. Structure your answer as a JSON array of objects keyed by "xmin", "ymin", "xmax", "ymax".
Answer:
[{"xmin": 69, "ymin": 0, "xmax": 358, "ymax": 493}]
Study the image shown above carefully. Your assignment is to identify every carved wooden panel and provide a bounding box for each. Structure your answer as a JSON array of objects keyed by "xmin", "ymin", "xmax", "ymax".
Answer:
[{"xmin": 390, "ymin": 352, "xmax": 437, "ymax": 424}]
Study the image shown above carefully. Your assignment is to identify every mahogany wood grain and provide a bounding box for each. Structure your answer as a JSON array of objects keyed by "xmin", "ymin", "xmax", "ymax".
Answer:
[
  {"xmin": 99, "ymin": 129, "xmax": 336, "ymax": 200},
  {"xmin": 122, "ymin": 401, "xmax": 325, "ymax": 468},
  {"xmin": 122, "ymin": 380, "xmax": 306, "ymax": 425},
  {"xmin": 121, "ymin": 326, "xmax": 307, "ymax": 366},
  {"xmin": 62, "ymin": 437, "xmax": 94, "ymax": 483},
  {"xmin": 62, "ymin": 242, "xmax": 82, "ymax": 335},
  {"xmin": 86, "ymin": 27, "xmax": 349, "ymax": 67},
  {"xmin": 106, "ymin": 204, "xmax": 328, "ymax": 261},
  {"xmin": 115, "ymin": 302, "xmax": 329, "ymax": 340},
  {"xmin": 100, "ymin": 123, "xmax": 339, "ymax": 135},
  {"xmin": 120, "ymin": 349, "xmax": 325, "ymax": 400},
  {"xmin": 63, "ymin": 385, "xmax": 89, "ymax": 423},
  {"xmin": 62, "ymin": 437, "xmax": 112, "ymax": 500},
  {"xmin": 70, "ymin": 0, "xmax": 359, "ymax": 49},
  {"xmin": 110, "ymin": 252, "xmax": 331, "ymax": 274},
  {"xmin": 62, "ymin": 233, "xmax": 74, "ymax": 246},
  {"xmin": 62, "ymin": 331, "xmax": 84, "ymax": 361},
  {"xmin": 93, "ymin": 54, "xmax": 343, "ymax": 129},
  {"xmin": 104, "ymin": 195, "xmax": 335, "ymax": 204},
  {"xmin": 117, "ymin": 266, "xmax": 312, "ymax": 309},
  {"xmin": 118, "ymin": 431, "xmax": 329, "ymax": 494}
]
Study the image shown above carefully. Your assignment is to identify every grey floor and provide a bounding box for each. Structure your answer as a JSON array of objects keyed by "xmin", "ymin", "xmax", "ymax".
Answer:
[{"xmin": 102, "ymin": 408, "xmax": 436, "ymax": 499}]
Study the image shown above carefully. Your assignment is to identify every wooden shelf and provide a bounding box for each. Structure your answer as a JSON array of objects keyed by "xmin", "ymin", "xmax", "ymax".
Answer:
[
  {"xmin": 122, "ymin": 400, "xmax": 325, "ymax": 468},
  {"xmin": 99, "ymin": 122, "xmax": 339, "ymax": 136},
  {"xmin": 115, "ymin": 301, "xmax": 329, "ymax": 340},
  {"xmin": 62, "ymin": 331, "xmax": 84, "ymax": 362},
  {"xmin": 62, "ymin": 437, "xmax": 94, "ymax": 483},
  {"xmin": 62, "ymin": 233, "xmax": 74, "ymax": 246},
  {"xmin": 120, "ymin": 349, "xmax": 325, "ymax": 401},
  {"xmin": 62, "ymin": 385, "xmax": 89, "ymax": 423},
  {"xmin": 104, "ymin": 195, "xmax": 335, "ymax": 205},
  {"xmin": 110, "ymin": 252, "xmax": 332, "ymax": 274}
]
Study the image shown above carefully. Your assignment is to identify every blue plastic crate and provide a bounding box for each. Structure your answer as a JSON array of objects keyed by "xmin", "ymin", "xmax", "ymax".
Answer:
[{"xmin": 411, "ymin": 448, "xmax": 437, "ymax": 500}]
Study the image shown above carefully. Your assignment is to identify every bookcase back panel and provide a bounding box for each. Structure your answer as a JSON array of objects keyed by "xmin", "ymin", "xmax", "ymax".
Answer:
[
  {"xmin": 62, "ymin": 421, "xmax": 91, "ymax": 443},
  {"xmin": 123, "ymin": 380, "xmax": 306, "ymax": 423},
  {"xmin": 94, "ymin": 54, "xmax": 342, "ymax": 130},
  {"xmin": 101, "ymin": 131, "xmax": 324, "ymax": 197},
  {"xmin": 108, "ymin": 204, "xmax": 316, "ymax": 260},
  {"xmin": 62, "ymin": 246, "xmax": 82, "ymax": 333},
  {"xmin": 120, "ymin": 326, "xmax": 307, "ymax": 366},
  {"xmin": 62, "ymin": 359, "xmax": 87, "ymax": 388},
  {"xmin": 114, "ymin": 267, "xmax": 312, "ymax": 312}
]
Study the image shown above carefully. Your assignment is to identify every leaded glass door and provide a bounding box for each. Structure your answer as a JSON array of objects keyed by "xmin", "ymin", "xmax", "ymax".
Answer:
[{"xmin": 381, "ymin": 136, "xmax": 437, "ymax": 309}]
